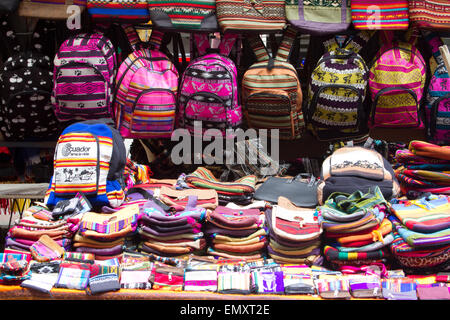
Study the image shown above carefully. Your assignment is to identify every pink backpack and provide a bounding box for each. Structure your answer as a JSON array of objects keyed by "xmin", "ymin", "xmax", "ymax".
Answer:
[
  {"xmin": 113, "ymin": 25, "xmax": 179, "ymax": 139},
  {"xmin": 177, "ymin": 33, "xmax": 242, "ymax": 134},
  {"xmin": 368, "ymin": 30, "xmax": 426, "ymax": 129},
  {"xmin": 52, "ymin": 33, "xmax": 117, "ymax": 122}
]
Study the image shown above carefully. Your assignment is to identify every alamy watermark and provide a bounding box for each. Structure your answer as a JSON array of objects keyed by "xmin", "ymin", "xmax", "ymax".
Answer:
[{"xmin": 170, "ymin": 121, "xmax": 280, "ymax": 176}]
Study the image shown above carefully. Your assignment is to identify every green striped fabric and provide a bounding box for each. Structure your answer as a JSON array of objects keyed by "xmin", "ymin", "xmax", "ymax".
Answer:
[{"xmin": 185, "ymin": 167, "xmax": 256, "ymax": 195}]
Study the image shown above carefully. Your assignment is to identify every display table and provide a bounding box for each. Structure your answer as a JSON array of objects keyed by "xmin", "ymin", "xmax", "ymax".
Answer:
[{"xmin": 0, "ymin": 285, "xmax": 365, "ymax": 300}]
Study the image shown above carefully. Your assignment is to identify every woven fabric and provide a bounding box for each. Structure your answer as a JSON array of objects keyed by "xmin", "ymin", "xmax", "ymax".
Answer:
[
  {"xmin": 389, "ymin": 215, "xmax": 450, "ymax": 248},
  {"xmin": 286, "ymin": 0, "xmax": 351, "ymax": 34},
  {"xmin": 185, "ymin": 167, "xmax": 256, "ymax": 196},
  {"xmin": 148, "ymin": 0, "xmax": 218, "ymax": 31},
  {"xmin": 351, "ymin": 1, "xmax": 409, "ymax": 30},
  {"xmin": 390, "ymin": 195, "xmax": 450, "ymax": 233},
  {"xmin": 369, "ymin": 39, "xmax": 426, "ymax": 129},
  {"xmin": 184, "ymin": 270, "xmax": 218, "ymax": 292},
  {"xmin": 306, "ymin": 31, "xmax": 372, "ymax": 141},
  {"xmin": 87, "ymin": 0, "xmax": 150, "ymax": 23},
  {"xmin": 55, "ymin": 262, "xmax": 91, "ymax": 290},
  {"xmin": 216, "ymin": 0, "xmax": 286, "ymax": 32},
  {"xmin": 408, "ymin": 0, "xmax": 450, "ymax": 30},
  {"xmin": 114, "ymin": 38, "xmax": 179, "ymax": 139},
  {"xmin": 242, "ymin": 26, "xmax": 304, "ymax": 140}
]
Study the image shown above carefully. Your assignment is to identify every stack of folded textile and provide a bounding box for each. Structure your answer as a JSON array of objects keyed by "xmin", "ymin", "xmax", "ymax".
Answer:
[
  {"xmin": 137, "ymin": 197, "xmax": 207, "ymax": 258},
  {"xmin": 72, "ymin": 204, "xmax": 140, "ymax": 261},
  {"xmin": 319, "ymin": 186, "xmax": 394, "ymax": 267},
  {"xmin": 204, "ymin": 203, "xmax": 267, "ymax": 260},
  {"xmin": 394, "ymin": 141, "xmax": 450, "ymax": 195},
  {"xmin": 266, "ymin": 196, "xmax": 323, "ymax": 265},
  {"xmin": 183, "ymin": 167, "xmax": 257, "ymax": 206},
  {"xmin": 5, "ymin": 204, "xmax": 77, "ymax": 253},
  {"xmin": 388, "ymin": 193, "xmax": 450, "ymax": 274}
]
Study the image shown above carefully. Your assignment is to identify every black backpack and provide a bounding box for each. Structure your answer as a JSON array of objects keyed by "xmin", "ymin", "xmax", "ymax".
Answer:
[{"xmin": 0, "ymin": 17, "xmax": 61, "ymax": 141}]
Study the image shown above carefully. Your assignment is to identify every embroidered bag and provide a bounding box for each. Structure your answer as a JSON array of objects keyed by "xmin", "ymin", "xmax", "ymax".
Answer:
[
  {"xmin": 216, "ymin": 0, "xmax": 286, "ymax": 32},
  {"xmin": 281, "ymin": 264, "xmax": 316, "ymax": 294},
  {"xmin": 184, "ymin": 267, "xmax": 218, "ymax": 292},
  {"xmin": 114, "ymin": 25, "xmax": 179, "ymax": 139},
  {"xmin": 306, "ymin": 31, "xmax": 373, "ymax": 142},
  {"xmin": 55, "ymin": 262, "xmax": 91, "ymax": 290},
  {"xmin": 422, "ymin": 31, "xmax": 450, "ymax": 145},
  {"xmin": 52, "ymin": 32, "xmax": 117, "ymax": 122},
  {"xmin": 286, "ymin": 0, "xmax": 351, "ymax": 35},
  {"xmin": 44, "ymin": 120, "xmax": 127, "ymax": 209},
  {"xmin": 30, "ymin": 235, "xmax": 66, "ymax": 262},
  {"xmin": 217, "ymin": 263, "xmax": 252, "ymax": 294},
  {"xmin": 177, "ymin": 33, "xmax": 242, "ymax": 135},
  {"xmin": 147, "ymin": 0, "xmax": 219, "ymax": 32},
  {"xmin": 88, "ymin": 273, "xmax": 121, "ymax": 294},
  {"xmin": 368, "ymin": 30, "xmax": 426, "ymax": 129},
  {"xmin": 351, "ymin": 0, "xmax": 409, "ymax": 30},
  {"xmin": 408, "ymin": 0, "xmax": 450, "ymax": 30},
  {"xmin": 242, "ymin": 26, "xmax": 304, "ymax": 140}
]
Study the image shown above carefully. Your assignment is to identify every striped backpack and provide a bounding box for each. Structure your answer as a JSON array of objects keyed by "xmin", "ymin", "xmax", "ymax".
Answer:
[
  {"xmin": 422, "ymin": 31, "xmax": 450, "ymax": 146},
  {"xmin": 45, "ymin": 120, "xmax": 127, "ymax": 209},
  {"xmin": 368, "ymin": 30, "xmax": 426, "ymax": 129},
  {"xmin": 242, "ymin": 26, "xmax": 304, "ymax": 140},
  {"xmin": 113, "ymin": 25, "xmax": 179, "ymax": 139},
  {"xmin": 177, "ymin": 33, "xmax": 241, "ymax": 134},
  {"xmin": 306, "ymin": 31, "xmax": 373, "ymax": 142},
  {"xmin": 52, "ymin": 33, "xmax": 117, "ymax": 122}
]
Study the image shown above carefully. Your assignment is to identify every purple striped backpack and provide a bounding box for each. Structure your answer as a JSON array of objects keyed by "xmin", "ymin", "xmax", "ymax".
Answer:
[
  {"xmin": 368, "ymin": 30, "xmax": 426, "ymax": 129},
  {"xmin": 422, "ymin": 31, "xmax": 450, "ymax": 146},
  {"xmin": 113, "ymin": 25, "xmax": 179, "ymax": 139},
  {"xmin": 52, "ymin": 33, "xmax": 117, "ymax": 122},
  {"xmin": 177, "ymin": 33, "xmax": 242, "ymax": 135}
]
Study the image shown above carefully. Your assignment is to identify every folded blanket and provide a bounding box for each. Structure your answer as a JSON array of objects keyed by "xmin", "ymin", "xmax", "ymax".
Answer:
[
  {"xmin": 389, "ymin": 231, "xmax": 450, "ymax": 269},
  {"xmin": 389, "ymin": 215, "xmax": 450, "ymax": 248},
  {"xmin": 335, "ymin": 218, "xmax": 393, "ymax": 245},
  {"xmin": 206, "ymin": 247, "xmax": 264, "ymax": 260},
  {"xmin": 395, "ymin": 149, "xmax": 450, "ymax": 165},
  {"xmin": 139, "ymin": 228, "xmax": 203, "ymax": 242},
  {"xmin": 390, "ymin": 195, "xmax": 450, "ymax": 233},
  {"xmin": 204, "ymin": 225, "xmax": 260, "ymax": 238},
  {"xmin": 213, "ymin": 240, "xmax": 267, "ymax": 253},
  {"xmin": 323, "ymin": 245, "xmax": 388, "ymax": 262},
  {"xmin": 75, "ymin": 244, "xmax": 124, "ymax": 256},
  {"xmin": 409, "ymin": 140, "xmax": 450, "ymax": 161},
  {"xmin": 184, "ymin": 167, "xmax": 256, "ymax": 196}
]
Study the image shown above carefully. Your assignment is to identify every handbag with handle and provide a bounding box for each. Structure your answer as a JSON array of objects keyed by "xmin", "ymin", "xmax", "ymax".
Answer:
[
  {"xmin": 18, "ymin": 0, "xmax": 86, "ymax": 19},
  {"xmin": 286, "ymin": 0, "xmax": 351, "ymax": 35},
  {"xmin": 254, "ymin": 174, "xmax": 319, "ymax": 207}
]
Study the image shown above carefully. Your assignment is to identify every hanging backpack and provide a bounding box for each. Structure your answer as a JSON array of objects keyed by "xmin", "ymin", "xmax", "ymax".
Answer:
[
  {"xmin": 52, "ymin": 32, "xmax": 117, "ymax": 122},
  {"xmin": 0, "ymin": 18, "xmax": 60, "ymax": 141},
  {"xmin": 45, "ymin": 120, "xmax": 127, "ymax": 209},
  {"xmin": 368, "ymin": 30, "xmax": 426, "ymax": 129},
  {"xmin": 242, "ymin": 26, "xmax": 304, "ymax": 140},
  {"xmin": 285, "ymin": 0, "xmax": 351, "ymax": 35},
  {"xmin": 421, "ymin": 31, "xmax": 450, "ymax": 146},
  {"xmin": 306, "ymin": 31, "xmax": 373, "ymax": 142},
  {"xmin": 113, "ymin": 25, "xmax": 179, "ymax": 139},
  {"xmin": 177, "ymin": 33, "xmax": 242, "ymax": 134}
]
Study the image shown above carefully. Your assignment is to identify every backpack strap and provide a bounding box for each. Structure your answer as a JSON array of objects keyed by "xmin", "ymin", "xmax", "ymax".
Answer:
[
  {"xmin": 422, "ymin": 30, "xmax": 444, "ymax": 65},
  {"xmin": 193, "ymin": 33, "xmax": 211, "ymax": 56},
  {"xmin": 325, "ymin": 30, "xmax": 374, "ymax": 54},
  {"xmin": 193, "ymin": 33, "xmax": 237, "ymax": 57},
  {"xmin": 121, "ymin": 24, "xmax": 141, "ymax": 51},
  {"xmin": 275, "ymin": 25, "xmax": 297, "ymax": 62},
  {"xmin": 218, "ymin": 33, "xmax": 237, "ymax": 57},
  {"xmin": 247, "ymin": 34, "xmax": 271, "ymax": 62}
]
